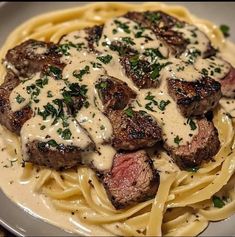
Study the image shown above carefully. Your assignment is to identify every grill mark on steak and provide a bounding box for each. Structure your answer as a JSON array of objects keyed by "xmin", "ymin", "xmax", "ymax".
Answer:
[
  {"xmin": 102, "ymin": 150, "xmax": 159, "ymax": 209},
  {"xmin": 107, "ymin": 110, "xmax": 162, "ymax": 151},
  {"xmin": 164, "ymin": 117, "xmax": 220, "ymax": 169},
  {"xmin": 5, "ymin": 39, "xmax": 65, "ymax": 78},
  {"xmin": 95, "ymin": 75, "xmax": 136, "ymax": 110},
  {"xmin": 124, "ymin": 11, "xmax": 215, "ymax": 58},
  {"xmin": 167, "ymin": 77, "xmax": 222, "ymax": 117},
  {"xmin": 120, "ymin": 56, "xmax": 161, "ymax": 89},
  {"xmin": 0, "ymin": 72, "xmax": 32, "ymax": 134}
]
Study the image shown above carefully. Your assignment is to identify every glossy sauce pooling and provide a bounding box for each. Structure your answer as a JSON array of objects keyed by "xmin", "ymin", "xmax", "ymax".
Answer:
[{"xmin": 9, "ymin": 14, "xmax": 230, "ymax": 170}]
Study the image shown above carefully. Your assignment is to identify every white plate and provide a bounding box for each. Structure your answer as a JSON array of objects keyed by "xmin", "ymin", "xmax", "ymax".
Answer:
[{"xmin": 0, "ymin": 2, "xmax": 235, "ymax": 236}]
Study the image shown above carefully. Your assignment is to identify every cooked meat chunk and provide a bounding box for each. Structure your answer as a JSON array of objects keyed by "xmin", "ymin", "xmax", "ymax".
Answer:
[
  {"xmin": 102, "ymin": 150, "xmax": 159, "ymax": 209},
  {"xmin": 220, "ymin": 66, "xmax": 235, "ymax": 98},
  {"xmin": 0, "ymin": 72, "xmax": 32, "ymax": 134},
  {"xmin": 164, "ymin": 117, "xmax": 220, "ymax": 169},
  {"xmin": 5, "ymin": 39, "xmax": 64, "ymax": 78},
  {"xmin": 85, "ymin": 25, "xmax": 104, "ymax": 51},
  {"xmin": 124, "ymin": 11, "xmax": 215, "ymax": 58},
  {"xmin": 25, "ymin": 140, "xmax": 91, "ymax": 170},
  {"xmin": 167, "ymin": 77, "xmax": 221, "ymax": 117},
  {"xmin": 120, "ymin": 56, "xmax": 161, "ymax": 89},
  {"xmin": 95, "ymin": 75, "xmax": 136, "ymax": 110},
  {"xmin": 107, "ymin": 109, "xmax": 162, "ymax": 150}
]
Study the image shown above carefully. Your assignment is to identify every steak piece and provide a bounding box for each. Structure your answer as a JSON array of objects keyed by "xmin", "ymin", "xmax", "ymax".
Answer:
[
  {"xmin": 107, "ymin": 109, "xmax": 162, "ymax": 150},
  {"xmin": 220, "ymin": 66, "xmax": 235, "ymax": 98},
  {"xmin": 120, "ymin": 55, "xmax": 161, "ymax": 89},
  {"xmin": 102, "ymin": 150, "xmax": 159, "ymax": 209},
  {"xmin": 164, "ymin": 117, "xmax": 220, "ymax": 169},
  {"xmin": 85, "ymin": 25, "xmax": 104, "ymax": 51},
  {"xmin": 124, "ymin": 11, "xmax": 215, "ymax": 58},
  {"xmin": 5, "ymin": 39, "xmax": 64, "ymax": 78},
  {"xmin": 167, "ymin": 77, "xmax": 221, "ymax": 117},
  {"xmin": 25, "ymin": 140, "xmax": 91, "ymax": 170},
  {"xmin": 0, "ymin": 72, "xmax": 32, "ymax": 134},
  {"xmin": 95, "ymin": 75, "xmax": 136, "ymax": 111}
]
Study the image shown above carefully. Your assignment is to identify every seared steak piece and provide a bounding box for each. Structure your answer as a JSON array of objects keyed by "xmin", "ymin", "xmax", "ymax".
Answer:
[
  {"xmin": 120, "ymin": 56, "xmax": 161, "ymax": 89},
  {"xmin": 0, "ymin": 72, "xmax": 32, "ymax": 134},
  {"xmin": 5, "ymin": 39, "xmax": 64, "ymax": 78},
  {"xmin": 95, "ymin": 75, "xmax": 136, "ymax": 110},
  {"xmin": 85, "ymin": 25, "xmax": 104, "ymax": 51},
  {"xmin": 164, "ymin": 117, "xmax": 220, "ymax": 169},
  {"xmin": 102, "ymin": 150, "xmax": 159, "ymax": 209},
  {"xmin": 167, "ymin": 77, "xmax": 221, "ymax": 117},
  {"xmin": 220, "ymin": 66, "xmax": 235, "ymax": 98},
  {"xmin": 25, "ymin": 140, "xmax": 93, "ymax": 170},
  {"xmin": 124, "ymin": 11, "xmax": 215, "ymax": 58},
  {"xmin": 107, "ymin": 109, "xmax": 162, "ymax": 150}
]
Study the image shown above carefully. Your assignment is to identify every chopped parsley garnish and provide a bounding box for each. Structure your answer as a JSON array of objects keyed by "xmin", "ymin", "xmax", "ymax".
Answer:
[
  {"xmin": 215, "ymin": 67, "xmax": 221, "ymax": 73},
  {"xmin": 150, "ymin": 62, "xmax": 172, "ymax": 80},
  {"xmin": 201, "ymin": 68, "xmax": 208, "ymax": 76},
  {"xmin": 112, "ymin": 28, "xmax": 118, "ymax": 34},
  {"xmin": 40, "ymin": 125, "xmax": 46, "ymax": 130},
  {"xmin": 174, "ymin": 135, "xmax": 183, "ymax": 145},
  {"xmin": 16, "ymin": 94, "xmax": 25, "ymax": 104},
  {"xmin": 143, "ymin": 48, "xmax": 165, "ymax": 61},
  {"xmin": 124, "ymin": 107, "xmax": 134, "ymax": 117},
  {"xmin": 175, "ymin": 22, "xmax": 184, "ymax": 28},
  {"xmin": 158, "ymin": 100, "xmax": 170, "ymax": 111},
  {"xmin": 186, "ymin": 167, "xmax": 199, "ymax": 172},
  {"xmin": 47, "ymin": 91, "xmax": 53, "ymax": 98},
  {"xmin": 187, "ymin": 48, "xmax": 201, "ymax": 64},
  {"xmin": 56, "ymin": 42, "xmax": 85, "ymax": 56},
  {"xmin": 91, "ymin": 61, "xmax": 102, "ymax": 68},
  {"xmin": 212, "ymin": 195, "xmax": 225, "ymax": 208},
  {"xmin": 144, "ymin": 12, "xmax": 161, "ymax": 23},
  {"xmin": 61, "ymin": 128, "xmax": 72, "ymax": 140},
  {"xmin": 100, "ymin": 125, "xmax": 105, "ymax": 130},
  {"xmin": 47, "ymin": 139, "xmax": 59, "ymax": 148},
  {"xmin": 187, "ymin": 118, "xmax": 197, "ymax": 130},
  {"xmin": 121, "ymin": 37, "xmax": 135, "ymax": 45},
  {"xmin": 220, "ymin": 24, "xmax": 230, "ymax": 38},
  {"xmin": 145, "ymin": 92, "xmax": 158, "ymax": 112},
  {"xmin": 73, "ymin": 65, "xmax": 90, "ymax": 81},
  {"xmin": 97, "ymin": 54, "xmax": 113, "ymax": 64},
  {"xmin": 95, "ymin": 81, "xmax": 108, "ymax": 89},
  {"xmin": 35, "ymin": 77, "xmax": 48, "ymax": 88},
  {"xmin": 49, "ymin": 66, "xmax": 62, "ymax": 80},
  {"xmin": 114, "ymin": 20, "xmax": 130, "ymax": 34}
]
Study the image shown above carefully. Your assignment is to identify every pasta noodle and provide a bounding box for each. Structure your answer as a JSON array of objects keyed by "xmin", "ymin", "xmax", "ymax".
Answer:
[{"xmin": 0, "ymin": 2, "xmax": 235, "ymax": 236}]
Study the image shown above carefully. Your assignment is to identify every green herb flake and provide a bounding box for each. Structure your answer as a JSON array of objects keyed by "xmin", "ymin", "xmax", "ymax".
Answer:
[
  {"xmin": 212, "ymin": 195, "xmax": 225, "ymax": 208},
  {"xmin": 49, "ymin": 66, "xmax": 62, "ymax": 80},
  {"xmin": 124, "ymin": 107, "xmax": 134, "ymax": 118},
  {"xmin": 100, "ymin": 125, "xmax": 105, "ymax": 130},
  {"xmin": 61, "ymin": 128, "xmax": 72, "ymax": 140},
  {"xmin": 121, "ymin": 37, "xmax": 135, "ymax": 46},
  {"xmin": 40, "ymin": 125, "xmax": 46, "ymax": 130},
  {"xmin": 73, "ymin": 65, "xmax": 90, "ymax": 81},
  {"xmin": 187, "ymin": 118, "xmax": 197, "ymax": 130},
  {"xmin": 114, "ymin": 20, "xmax": 130, "ymax": 34},
  {"xmin": 97, "ymin": 54, "xmax": 113, "ymax": 64},
  {"xmin": 158, "ymin": 100, "xmax": 170, "ymax": 111},
  {"xmin": 220, "ymin": 24, "xmax": 230, "ymax": 38},
  {"xmin": 16, "ymin": 94, "xmax": 25, "ymax": 104},
  {"xmin": 47, "ymin": 91, "xmax": 53, "ymax": 98},
  {"xmin": 47, "ymin": 139, "xmax": 58, "ymax": 148},
  {"xmin": 174, "ymin": 135, "xmax": 183, "ymax": 145},
  {"xmin": 186, "ymin": 167, "xmax": 199, "ymax": 172}
]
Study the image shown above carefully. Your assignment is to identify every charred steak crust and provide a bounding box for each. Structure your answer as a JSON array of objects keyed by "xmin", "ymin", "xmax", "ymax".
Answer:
[
  {"xmin": 95, "ymin": 75, "xmax": 136, "ymax": 110},
  {"xmin": 0, "ymin": 72, "xmax": 32, "ymax": 134},
  {"xmin": 85, "ymin": 25, "xmax": 104, "ymax": 51},
  {"xmin": 5, "ymin": 39, "xmax": 64, "ymax": 78},
  {"xmin": 102, "ymin": 150, "xmax": 159, "ymax": 209},
  {"xmin": 120, "ymin": 56, "xmax": 161, "ymax": 89},
  {"xmin": 124, "ymin": 11, "xmax": 215, "ymax": 58},
  {"xmin": 167, "ymin": 77, "xmax": 222, "ymax": 117},
  {"xmin": 26, "ymin": 141, "xmax": 83, "ymax": 170},
  {"xmin": 107, "ymin": 110, "xmax": 162, "ymax": 151},
  {"xmin": 164, "ymin": 117, "xmax": 220, "ymax": 169}
]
